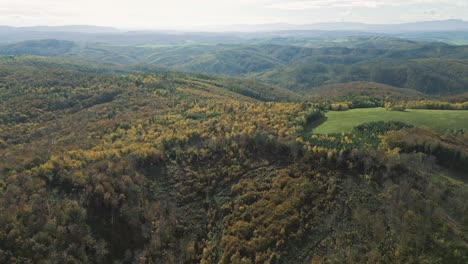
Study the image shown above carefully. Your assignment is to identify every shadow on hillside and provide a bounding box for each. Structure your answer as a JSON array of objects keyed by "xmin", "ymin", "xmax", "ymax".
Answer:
[{"xmin": 304, "ymin": 116, "xmax": 328, "ymax": 134}]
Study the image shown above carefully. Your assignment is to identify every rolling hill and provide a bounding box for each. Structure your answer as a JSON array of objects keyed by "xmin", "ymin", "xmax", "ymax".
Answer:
[
  {"xmin": 3, "ymin": 38, "xmax": 468, "ymax": 96},
  {"xmin": 1, "ymin": 56, "xmax": 467, "ymax": 263}
]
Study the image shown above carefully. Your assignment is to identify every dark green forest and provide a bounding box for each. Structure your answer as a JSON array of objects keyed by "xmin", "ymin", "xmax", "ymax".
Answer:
[{"xmin": 1, "ymin": 34, "xmax": 468, "ymax": 264}]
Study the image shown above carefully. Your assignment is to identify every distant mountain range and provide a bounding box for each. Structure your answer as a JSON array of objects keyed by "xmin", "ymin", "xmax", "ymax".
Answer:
[
  {"xmin": 209, "ymin": 19, "xmax": 468, "ymax": 32},
  {"xmin": 0, "ymin": 20, "xmax": 467, "ymax": 45},
  {"xmin": 2, "ymin": 19, "xmax": 468, "ymax": 34}
]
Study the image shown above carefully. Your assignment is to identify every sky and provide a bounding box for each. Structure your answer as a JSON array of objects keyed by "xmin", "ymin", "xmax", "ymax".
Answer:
[{"xmin": 0, "ymin": 0, "xmax": 467, "ymax": 29}]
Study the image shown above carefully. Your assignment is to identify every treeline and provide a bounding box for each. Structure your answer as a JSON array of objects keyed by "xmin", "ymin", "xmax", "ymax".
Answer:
[
  {"xmin": 317, "ymin": 98, "xmax": 468, "ymax": 112},
  {"xmin": 385, "ymin": 100, "xmax": 468, "ymax": 111},
  {"xmin": 314, "ymin": 96, "xmax": 385, "ymax": 111},
  {"xmin": 406, "ymin": 100, "xmax": 468, "ymax": 110}
]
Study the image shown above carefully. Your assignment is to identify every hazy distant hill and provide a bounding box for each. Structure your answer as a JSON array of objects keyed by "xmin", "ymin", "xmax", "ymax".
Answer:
[
  {"xmin": 205, "ymin": 19, "xmax": 468, "ymax": 32},
  {"xmin": 0, "ymin": 39, "xmax": 76, "ymax": 56},
  {"xmin": 0, "ymin": 30, "xmax": 248, "ymax": 45},
  {"xmin": 1, "ymin": 20, "xmax": 468, "ymax": 45}
]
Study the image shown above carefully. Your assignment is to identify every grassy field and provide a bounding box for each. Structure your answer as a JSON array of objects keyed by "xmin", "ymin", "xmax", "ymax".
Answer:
[{"xmin": 312, "ymin": 108, "xmax": 468, "ymax": 134}]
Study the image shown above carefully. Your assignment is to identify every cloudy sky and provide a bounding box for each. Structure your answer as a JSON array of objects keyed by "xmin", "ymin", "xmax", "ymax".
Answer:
[{"xmin": 0, "ymin": 0, "xmax": 467, "ymax": 29}]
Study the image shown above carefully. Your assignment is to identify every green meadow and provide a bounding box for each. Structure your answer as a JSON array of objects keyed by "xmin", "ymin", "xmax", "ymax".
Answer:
[{"xmin": 312, "ymin": 108, "xmax": 468, "ymax": 134}]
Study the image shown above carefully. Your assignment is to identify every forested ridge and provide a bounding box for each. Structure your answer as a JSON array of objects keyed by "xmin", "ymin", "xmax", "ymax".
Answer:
[
  {"xmin": 0, "ymin": 56, "xmax": 467, "ymax": 263},
  {"xmin": 3, "ymin": 38, "xmax": 468, "ymax": 96}
]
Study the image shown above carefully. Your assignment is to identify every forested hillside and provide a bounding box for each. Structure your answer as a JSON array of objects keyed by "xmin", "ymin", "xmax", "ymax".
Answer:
[
  {"xmin": 1, "ymin": 56, "xmax": 467, "ymax": 263},
  {"xmin": 2, "ymin": 38, "xmax": 468, "ymax": 95}
]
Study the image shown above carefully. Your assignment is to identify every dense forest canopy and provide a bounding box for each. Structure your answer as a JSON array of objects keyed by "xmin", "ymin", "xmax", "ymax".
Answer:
[{"xmin": 0, "ymin": 30, "xmax": 468, "ymax": 263}]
